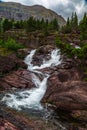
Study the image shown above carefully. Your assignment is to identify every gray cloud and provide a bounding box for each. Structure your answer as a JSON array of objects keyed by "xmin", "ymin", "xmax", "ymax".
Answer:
[
  {"xmin": 49, "ymin": 0, "xmax": 87, "ymax": 20},
  {"xmin": 3, "ymin": 0, "xmax": 87, "ymax": 20},
  {"xmin": 52, "ymin": 2, "xmax": 76, "ymax": 19}
]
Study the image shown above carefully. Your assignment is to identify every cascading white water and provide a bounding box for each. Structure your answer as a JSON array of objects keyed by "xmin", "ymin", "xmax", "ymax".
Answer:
[
  {"xmin": 26, "ymin": 49, "xmax": 61, "ymax": 71},
  {"xmin": 2, "ymin": 49, "xmax": 61, "ymax": 110}
]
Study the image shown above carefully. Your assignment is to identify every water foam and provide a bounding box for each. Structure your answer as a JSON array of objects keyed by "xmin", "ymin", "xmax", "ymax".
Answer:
[{"xmin": 2, "ymin": 49, "xmax": 61, "ymax": 110}]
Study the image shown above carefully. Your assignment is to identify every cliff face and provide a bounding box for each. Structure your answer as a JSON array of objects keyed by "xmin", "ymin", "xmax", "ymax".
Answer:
[{"xmin": 0, "ymin": 2, "xmax": 66, "ymax": 26}]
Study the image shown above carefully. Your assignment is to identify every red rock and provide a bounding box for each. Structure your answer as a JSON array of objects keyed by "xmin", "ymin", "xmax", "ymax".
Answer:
[
  {"xmin": 0, "ymin": 46, "xmax": 87, "ymax": 125},
  {"xmin": 1, "ymin": 69, "xmax": 35, "ymax": 89},
  {"xmin": 0, "ymin": 54, "xmax": 27, "ymax": 75},
  {"xmin": 0, "ymin": 55, "xmax": 16, "ymax": 73}
]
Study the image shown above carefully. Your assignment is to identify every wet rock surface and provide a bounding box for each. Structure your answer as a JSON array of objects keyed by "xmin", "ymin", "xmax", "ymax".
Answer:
[
  {"xmin": 0, "ymin": 45, "xmax": 87, "ymax": 130},
  {"xmin": 32, "ymin": 45, "xmax": 56, "ymax": 66},
  {"xmin": 0, "ymin": 107, "xmax": 87, "ymax": 130},
  {"xmin": 0, "ymin": 54, "xmax": 27, "ymax": 75},
  {"xmin": 0, "ymin": 108, "xmax": 38, "ymax": 130},
  {"xmin": 0, "ymin": 69, "xmax": 35, "ymax": 90},
  {"xmin": 42, "ymin": 66, "xmax": 87, "ymax": 125}
]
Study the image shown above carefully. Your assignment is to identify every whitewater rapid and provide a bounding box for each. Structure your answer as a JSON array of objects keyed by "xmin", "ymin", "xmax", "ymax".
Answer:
[{"xmin": 2, "ymin": 49, "xmax": 61, "ymax": 110}]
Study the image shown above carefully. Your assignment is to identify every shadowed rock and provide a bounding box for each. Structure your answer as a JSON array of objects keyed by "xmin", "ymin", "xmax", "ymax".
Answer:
[{"xmin": 0, "ymin": 69, "xmax": 35, "ymax": 89}]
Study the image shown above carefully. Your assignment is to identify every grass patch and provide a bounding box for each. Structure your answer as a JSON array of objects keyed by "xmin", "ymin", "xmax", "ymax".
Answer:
[{"xmin": 0, "ymin": 38, "xmax": 25, "ymax": 52}]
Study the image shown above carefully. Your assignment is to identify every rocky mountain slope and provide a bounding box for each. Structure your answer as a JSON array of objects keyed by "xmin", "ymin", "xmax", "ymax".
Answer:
[{"xmin": 0, "ymin": 2, "xmax": 66, "ymax": 26}]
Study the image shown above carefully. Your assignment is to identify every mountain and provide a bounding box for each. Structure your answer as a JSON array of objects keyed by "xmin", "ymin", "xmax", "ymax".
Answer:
[{"xmin": 0, "ymin": 2, "xmax": 66, "ymax": 26}]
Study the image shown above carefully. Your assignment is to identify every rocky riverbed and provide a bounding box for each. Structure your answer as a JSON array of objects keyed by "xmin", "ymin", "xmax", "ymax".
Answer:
[{"xmin": 0, "ymin": 44, "xmax": 87, "ymax": 130}]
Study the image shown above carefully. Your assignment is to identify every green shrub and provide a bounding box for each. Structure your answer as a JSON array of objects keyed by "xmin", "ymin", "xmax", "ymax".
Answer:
[
  {"xmin": 55, "ymin": 37, "xmax": 65, "ymax": 49},
  {"xmin": 0, "ymin": 38, "xmax": 24, "ymax": 51},
  {"xmin": 55, "ymin": 37, "xmax": 73, "ymax": 57},
  {"xmin": 55, "ymin": 37, "xmax": 86, "ymax": 60}
]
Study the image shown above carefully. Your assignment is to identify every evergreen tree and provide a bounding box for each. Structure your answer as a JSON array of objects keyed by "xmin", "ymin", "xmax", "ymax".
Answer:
[
  {"xmin": 36, "ymin": 19, "xmax": 41, "ymax": 30},
  {"xmin": 26, "ymin": 17, "xmax": 35, "ymax": 32},
  {"xmin": 3, "ymin": 19, "xmax": 12, "ymax": 32},
  {"xmin": 79, "ymin": 13, "xmax": 87, "ymax": 40},
  {"xmin": 52, "ymin": 18, "xmax": 59, "ymax": 30},
  {"xmin": 41, "ymin": 18, "xmax": 44, "ymax": 26},
  {"xmin": 70, "ymin": 12, "xmax": 74, "ymax": 28},
  {"xmin": 70, "ymin": 12, "xmax": 78, "ymax": 31},
  {"xmin": 74, "ymin": 12, "xmax": 78, "ymax": 31},
  {"xmin": 62, "ymin": 12, "xmax": 78, "ymax": 33},
  {"xmin": 65, "ymin": 17, "xmax": 71, "ymax": 33}
]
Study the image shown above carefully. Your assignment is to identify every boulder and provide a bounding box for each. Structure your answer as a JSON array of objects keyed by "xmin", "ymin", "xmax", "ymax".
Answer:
[
  {"xmin": 0, "ymin": 55, "xmax": 16, "ymax": 74},
  {"xmin": 45, "ymin": 81, "xmax": 87, "ymax": 110},
  {"xmin": 0, "ymin": 54, "xmax": 27, "ymax": 76},
  {"xmin": 0, "ymin": 69, "xmax": 35, "ymax": 89},
  {"xmin": 43, "ymin": 68, "xmax": 87, "ymax": 122}
]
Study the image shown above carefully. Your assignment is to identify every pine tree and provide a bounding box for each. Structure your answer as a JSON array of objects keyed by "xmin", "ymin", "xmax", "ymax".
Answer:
[
  {"xmin": 52, "ymin": 18, "xmax": 59, "ymax": 30},
  {"xmin": 3, "ymin": 19, "xmax": 12, "ymax": 32},
  {"xmin": 70, "ymin": 13, "xmax": 74, "ymax": 28},
  {"xmin": 61, "ymin": 12, "xmax": 79, "ymax": 33},
  {"xmin": 26, "ymin": 17, "xmax": 35, "ymax": 32},
  {"xmin": 74, "ymin": 12, "xmax": 78, "ymax": 31},
  {"xmin": 70, "ymin": 12, "xmax": 78, "ymax": 32},
  {"xmin": 66, "ymin": 17, "xmax": 71, "ymax": 33},
  {"xmin": 79, "ymin": 13, "xmax": 87, "ymax": 40}
]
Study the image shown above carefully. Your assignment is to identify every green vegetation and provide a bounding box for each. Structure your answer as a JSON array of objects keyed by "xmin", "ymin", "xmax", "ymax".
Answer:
[
  {"xmin": 0, "ymin": 17, "xmax": 59, "ymax": 35},
  {"xmin": 0, "ymin": 38, "xmax": 24, "ymax": 51},
  {"xmin": 56, "ymin": 12, "xmax": 87, "ymax": 60},
  {"xmin": 55, "ymin": 12, "xmax": 87, "ymax": 80},
  {"xmin": 79, "ymin": 13, "xmax": 87, "ymax": 40},
  {"xmin": 56, "ymin": 37, "xmax": 87, "ymax": 61},
  {"xmin": 0, "ymin": 12, "xmax": 86, "ymax": 40},
  {"xmin": 62, "ymin": 12, "xmax": 87, "ymax": 40},
  {"xmin": 62, "ymin": 12, "xmax": 78, "ymax": 33},
  {"xmin": 0, "ymin": 12, "xmax": 87, "ymax": 60}
]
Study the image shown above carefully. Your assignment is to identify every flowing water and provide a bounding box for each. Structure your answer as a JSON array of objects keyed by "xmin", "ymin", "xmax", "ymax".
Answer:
[
  {"xmin": 0, "ymin": 49, "xmax": 86, "ymax": 130},
  {"xmin": 2, "ymin": 49, "xmax": 61, "ymax": 110}
]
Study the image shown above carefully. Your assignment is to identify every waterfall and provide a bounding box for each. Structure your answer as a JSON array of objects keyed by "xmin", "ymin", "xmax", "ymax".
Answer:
[{"xmin": 2, "ymin": 49, "xmax": 61, "ymax": 110}]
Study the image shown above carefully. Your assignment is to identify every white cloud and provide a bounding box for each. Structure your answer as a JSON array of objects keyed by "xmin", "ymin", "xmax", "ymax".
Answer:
[{"xmin": 3, "ymin": 0, "xmax": 87, "ymax": 20}]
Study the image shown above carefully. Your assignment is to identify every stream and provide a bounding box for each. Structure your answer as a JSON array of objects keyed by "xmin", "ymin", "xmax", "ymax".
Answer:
[
  {"xmin": 2, "ymin": 49, "xmax": 61, "ymax": 110},
  {"xmin": 0, "ymin": 49, "xmax": 81, "ymax": 130}
]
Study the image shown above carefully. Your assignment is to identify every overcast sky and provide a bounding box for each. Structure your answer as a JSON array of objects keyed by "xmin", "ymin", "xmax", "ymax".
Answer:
[{"xmin": 3, "ymin": 0, "xmax": 87, "ymax": 20}]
